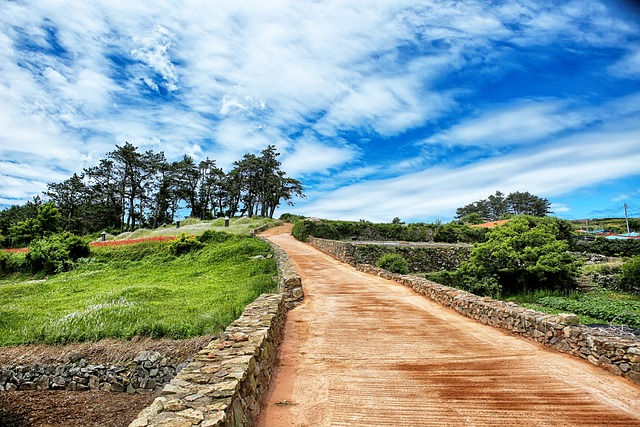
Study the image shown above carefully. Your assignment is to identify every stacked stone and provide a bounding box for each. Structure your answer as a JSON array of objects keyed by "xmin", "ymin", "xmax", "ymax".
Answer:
[
  {"xmin": 0, "ymin": 352, "xmax": 185, "ymax": 393},
  {"xmin": 307, "ymin": 237, "xmax": 471, "ymax": 272},
  {"xmin": 357, "ymin": 263, "xmax": 640, "ymax": 386},
  {"xmin": 259, "ymin": 237, "xmax": 304, "ymax": 309},
  {"xmin": 128, "ymin": 293, "xmax": 286, "ymax": 427}
]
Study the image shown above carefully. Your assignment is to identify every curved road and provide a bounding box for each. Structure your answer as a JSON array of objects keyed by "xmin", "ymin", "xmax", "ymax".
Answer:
[{"xmin": 257, "ymin": 225, "xmax": 640, "ymax": 426}]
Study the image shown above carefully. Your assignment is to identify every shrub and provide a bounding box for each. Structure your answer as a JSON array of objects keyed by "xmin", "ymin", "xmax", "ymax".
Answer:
[
  {"xmin": 376, "ymin": 253, "xmax": 409, "ymax": 274},
  {"xmin": 620, "ymin": 256, "xmax": 640, "ymax": 293},
  {"xmin": 197, "ymin": 230, "xmax": 231, "ymax": 244},
  {"xmin": 455, "ymin": 216, "xmax": 580, "ymax": 297},
  {"xmin": 26, "ymin": 232, "xmax": 89, "ymax": 275},
  {"xmin": 169, "ymin": 233, "xmax": 205, "ymax": 256}
]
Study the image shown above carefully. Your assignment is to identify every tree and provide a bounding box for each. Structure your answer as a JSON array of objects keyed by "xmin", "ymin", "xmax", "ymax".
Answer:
[
  {"xmin": 455, "ymin": 216, "xmax": 580, "ymax": 297},
  {"xmin": 456, "ymin": 191, "xmax": 552, "ymax": 221},
  {"xmin": 8, "ymin": 202, "xmax": 62, "ymax": 247}
]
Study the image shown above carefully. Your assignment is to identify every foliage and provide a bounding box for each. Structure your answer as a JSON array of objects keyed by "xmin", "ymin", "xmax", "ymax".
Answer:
[
  {"xmin": 279, "ymin": 213, "xmax": 305, "ymax": 222},
  {"xmin": 537, "ymin": 291, "xmax": 640, "ymax": 328},
  {"xmin": 8, "ymin": 202, "xmax": 62, "ymax": 247},
  {"xmin": 291, "ymin": 219, "xmax": 437, "ymax": 242},
  {"xmin": 433, "ymin": 222, "xmax": 488, "ymax": 243},
  {"xmin": 0, "ymin": 235, "xmax": 276, "ymax": 345},
  {"xmin": 573, "ymin": 237, "xmax": 640, "ymax": 258},
  {"xmin": 25, "ymin": 232, "xmax": 90, "ymax": 275},
  {"xmin": 455, "ymin": 216, "xmax": 580, "ymax": 297},
  {"xmin": 458, "ymin": 212, "xmax": 485, "ymax": 225},
  {"xmin": 169, "ymin": 233, "xmax": 205, "ymax": 256},
  {"xmin": 197, "ymin": 230, "xmax": 232, "ymax": 244},
  {"xmin": 455, "ymin": 190, "xmax": 552, "ymax": 221},
  {"xmin": 36, "ymin": 143, "xmax": 304, "ymax": 236},
  {"xmin": 376, "ymin": 253, "xmax": 409, "ymax": 274},
  {"xmin": 620, "ymin": 256, "xmax": 640, "ymax": 293}
]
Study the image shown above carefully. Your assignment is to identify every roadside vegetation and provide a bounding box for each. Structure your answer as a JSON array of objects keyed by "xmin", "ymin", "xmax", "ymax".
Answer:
[
  {"xmin": 0, "ymin": 217, "xmax": 279, "ymax": 346},
  {"xmin": 289, "ymin": 212, "xmax": 640, "ymax": 329}
]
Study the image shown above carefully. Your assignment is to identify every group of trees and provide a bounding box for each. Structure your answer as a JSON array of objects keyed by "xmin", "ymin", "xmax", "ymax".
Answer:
[
  {"xmin": 0, "ymin": 143, "xmax": 303, "ymax": 244},
  {"xmin": 456, "ymin": 191, "xmax": 552, "ymax": 223}
]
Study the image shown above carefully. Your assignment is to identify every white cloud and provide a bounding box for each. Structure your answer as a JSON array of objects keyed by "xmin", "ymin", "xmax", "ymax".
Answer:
[
  {"xmin": 294, "ymin": 125, "xmax": 640, "ymax": 222},
  {"xmin": 426, "ymin": 100, "xmax": 591, "ymax": 146},
  {"xmin": 609, "ymin": 45, "xmax": 640, "ymax": 78},
  {"xmin": 281, "ymin": 140, "xmax": 359, "ymax": 178},
  {"xmin": 131, "ymin": 24, "xmax": 179, "ymax": 92}
]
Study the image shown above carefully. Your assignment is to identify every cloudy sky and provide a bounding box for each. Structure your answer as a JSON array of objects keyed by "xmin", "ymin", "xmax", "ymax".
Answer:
[{"xmin": 1, "ymin": 1, "xmax": 640, "ymax": 223}]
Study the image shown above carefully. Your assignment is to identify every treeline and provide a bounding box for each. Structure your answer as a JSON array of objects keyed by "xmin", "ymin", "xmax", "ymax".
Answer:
[
  {"xmin": 456, "ymin": 190, "xmax": 552, "ymax": 222},
  {"xmin": 0, "ymin": 143, "xmax": 303, "ymax": 245},
  {"xmin": 291, "ymin": 218, "xmax": 489, "ymax": 244}
]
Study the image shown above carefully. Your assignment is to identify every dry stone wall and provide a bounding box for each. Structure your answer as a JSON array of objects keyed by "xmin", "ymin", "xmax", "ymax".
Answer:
[
  {"xmin": 128, "ymin": 294, "xmax": 286, "ymax": 427},
  {"xmin": 357, "ymin": 264, "xmax": 640, "ymax": 386},
  {"xmin": 260, "ymin": 236, "xmax": 304, "ymax": 309},
  {"xmin": 127, "ymin": 234, "xmax": 302, "ymax": 426},
  {"xmin": 0, "ymin": 352, "xmax": 186, "ymax": 393},
  {"xmin": 308, "ymin": 237, "xmax": 470, "ymax": 271}
]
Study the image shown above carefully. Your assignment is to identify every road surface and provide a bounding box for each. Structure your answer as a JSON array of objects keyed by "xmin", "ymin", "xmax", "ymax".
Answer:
[{"xmin": 257, "ymin": 224, "xmax": 640, "ymax": 426}]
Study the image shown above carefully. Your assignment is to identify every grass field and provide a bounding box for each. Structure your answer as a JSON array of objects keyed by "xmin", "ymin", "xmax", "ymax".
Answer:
[
  {"xmin": 0, "ymin": 218, "xmax": 279, "ymax": 346},
  {"xmin": 505, "ymin": 289, "xmax": 640, "ymax": 328}
]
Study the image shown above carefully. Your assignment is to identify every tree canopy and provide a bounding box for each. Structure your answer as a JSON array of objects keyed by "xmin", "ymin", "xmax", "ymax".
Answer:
[
  {"xmin": 455, "ymin": 215, "xmax": 579, "ymax": 297},
  {"xmin": 455, "ymin": 191, "xmax": 552, "ymax": 221},
  {"xmin": 1, "ymin": 143, "xmax": 304, "ymax": 245}
]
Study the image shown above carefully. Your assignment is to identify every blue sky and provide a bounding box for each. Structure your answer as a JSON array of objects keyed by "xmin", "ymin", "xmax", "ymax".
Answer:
[{"xmin": 1, "ymin": 1, "xmax": 640, "ymax": 223}]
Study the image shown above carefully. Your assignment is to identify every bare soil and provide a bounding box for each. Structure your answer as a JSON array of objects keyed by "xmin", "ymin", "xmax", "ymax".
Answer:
[
  {"xmin": 257, "ymin": 225, "xmax": 640, "ymax": 426},
  {"xmin": 0, "ymin": 336, "xmax": 214, "ymax": 427}
]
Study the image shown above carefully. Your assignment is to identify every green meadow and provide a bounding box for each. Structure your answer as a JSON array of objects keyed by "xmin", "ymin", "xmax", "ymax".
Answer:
[{"xmin": 0, "ymin": 218, "xmax": 278, "ymax": 346}]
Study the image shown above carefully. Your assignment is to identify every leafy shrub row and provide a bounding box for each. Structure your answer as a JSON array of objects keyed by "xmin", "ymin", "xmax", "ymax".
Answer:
[
  {"xmin": 573, "ymin": 238, "xmax": 640, "ymax": 257},
  {"xmin": 291, "ymin": 219, "xmax": 486, "ymax": 243}
]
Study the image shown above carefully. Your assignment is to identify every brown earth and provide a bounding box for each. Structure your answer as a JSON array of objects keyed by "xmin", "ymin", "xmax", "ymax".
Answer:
[
  {"xmin": 0, "ymin": 336, "xmax": 214, "ymax": 427},
  {"xmin": 257, "ymin": 224, "xmax": 640, "ymax": 426}
]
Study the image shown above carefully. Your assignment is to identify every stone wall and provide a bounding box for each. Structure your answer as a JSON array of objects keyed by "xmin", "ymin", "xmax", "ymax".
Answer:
[
  {"xmin": 308, "ymin": 237, "xmax": 470, "ymax": 271},
  {"xmin": 0, "ymin": 351, "xmax": 186, "ymax": 393},
  {"xmin": 260, "ymin": 236, "xmax": 304, "ymax": 309},
  {"xmin": 357, "ymin": 264, "xmax": 640, "ymax": 386},
  {"xmin": 129, "ymin": 293, "xmax": 286, "ymax": 427},
  {"xmin": 126, "ymin": 234, "xmax": 302, "ymax": 426}
]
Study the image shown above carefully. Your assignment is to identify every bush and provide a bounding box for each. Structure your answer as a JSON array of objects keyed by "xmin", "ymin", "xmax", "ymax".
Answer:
[
  {"xmin": 620, "ymin": 256, "xmax": 640, "ymax": 293},
  {"xmin": 169, "ymin": 233, "xmax": 205, "ymax": 256},
  {"xmin": 26, "ymin": 232, "xmax": 89, "ymax": 275},
  {"xmin": 574, "ymin": 238, "xmax": 640, "ymax": 257},
  {"xmin": 376, "ymin": 253, "xmax": 409, "ymax": 274},
  {"xmin": 197, "ymin": 230, "xmax": 231, "ymax": 244},
  {"xmin": 455, "ymin": 216, "xmax": 580, "ymax": 297}
]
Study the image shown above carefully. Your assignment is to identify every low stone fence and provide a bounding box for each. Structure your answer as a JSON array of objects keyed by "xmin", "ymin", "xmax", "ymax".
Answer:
[
  {"xmin": 308, "ymin": 237, "xmax": 470, "ymax": 271},
  {"xmin": 260, "ymin": 237, "xmax": 304, "ymax": 309},
  {"xmin": 357, "ymin": 264, "xmax": 640, "ymax": 386},
  {"xmin": 127, "ymin": 234, "xmax": 302, "ymax": 426},
  {"xmin": 129, "ymin": 293, "xmax": 286, "ymax": 427},
  {"xmin": 0, "ymin": 351, "xmax": 185, "ymax": 393}
]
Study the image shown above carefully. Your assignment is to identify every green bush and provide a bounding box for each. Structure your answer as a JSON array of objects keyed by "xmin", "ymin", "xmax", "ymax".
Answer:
[
  {"xmin": 455, "ymin": 216, "xmax": 580, "ymax": 297},
  {"xmin": 26, "ymin": 232, "xmax": 89, "ymax": 275},
  {"xmin": 197, "ymin": 230, "xmax": 232, "ymax": 244},
  {"xmin": 291, "ymin": 218, "xmax": 437, "ymax": 242},
  {"xmin": 169, "ymin": 233, "xmax": 205, "ymax": 256},
  {"xmin": 574, "ymin": 238, "xmax": 640, "ymax": 257},
  {"xmin": 620, "ymin": 256, "xmax": 640, "ymax": 293},
  {"xmin": 376, "ymin": 253, "xmax": 409, "ymax": 274}
]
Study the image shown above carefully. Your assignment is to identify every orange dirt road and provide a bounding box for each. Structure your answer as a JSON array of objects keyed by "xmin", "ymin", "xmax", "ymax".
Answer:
[{"xmin": 256, "ymin": 225, "xmax": 640, "ymax": 426}]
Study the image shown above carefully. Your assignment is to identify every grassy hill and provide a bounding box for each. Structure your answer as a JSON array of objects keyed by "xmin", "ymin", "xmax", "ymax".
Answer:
[{"xmin": 0, "ymin": 217, "xmax": 279, "ymax": 346}]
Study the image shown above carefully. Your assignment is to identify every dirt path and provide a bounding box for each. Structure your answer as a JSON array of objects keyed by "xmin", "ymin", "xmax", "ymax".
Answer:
[{"xmin": 257, "ymin": 224, "xmax": 640, "ymax": 426}]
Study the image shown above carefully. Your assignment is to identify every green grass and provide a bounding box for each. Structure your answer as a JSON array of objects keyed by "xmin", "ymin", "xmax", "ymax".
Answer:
[
  {"xmin": 506, "ymin": 289, "xmax": 640, "ymax": 328},
  {"xmin": 0, "ymin": 234, "xmax": 277, "ymax": 346},
  {"xmin": 106, "ymin": 217, "xmax": 279, "ymax": 241}
]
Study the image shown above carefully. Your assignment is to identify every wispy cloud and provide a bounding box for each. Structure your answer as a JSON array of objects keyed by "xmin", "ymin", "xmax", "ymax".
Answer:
[{"xmin": 1, "ymin": 0, "xmax": 639, "ymax": 222}]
